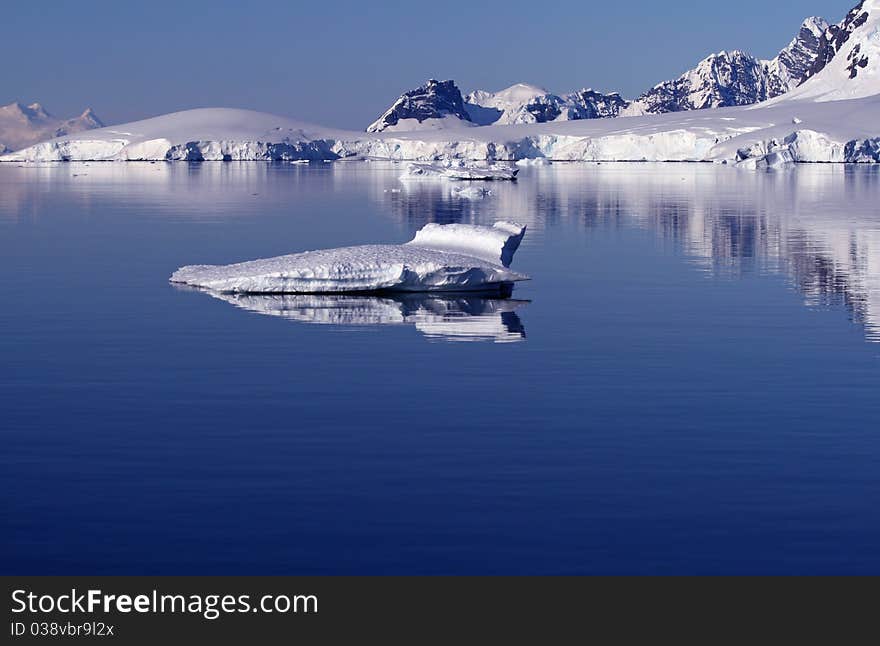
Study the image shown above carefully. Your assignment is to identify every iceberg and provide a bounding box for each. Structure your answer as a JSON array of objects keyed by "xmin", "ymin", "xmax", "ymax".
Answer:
[
  {"xmin": 170, "ymin": 221, "xmax": 528, "ymax": 294},
  {"xmin": 399, "ymin": 161, "xmax": 517, "ymax": 181},
  {"xmin": 199, "ymin": 292, "xmax": 528, "ymax": 343},
  {"xmin": 515, "ymin": 157, "xmax": 551, "ymax": 166}
]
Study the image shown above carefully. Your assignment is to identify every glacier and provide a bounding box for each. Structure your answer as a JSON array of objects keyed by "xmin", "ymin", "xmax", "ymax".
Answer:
[
  {"xmin": 1, "ymin": 108, "xmax": 345, "ymax": 162},
  {"xmin": 170, "ymin": 221, "xmax": 528, "ymax": 294},
  {"xmin": 4, "ymin": 95, "xmax": 878, "ymax": 167}
]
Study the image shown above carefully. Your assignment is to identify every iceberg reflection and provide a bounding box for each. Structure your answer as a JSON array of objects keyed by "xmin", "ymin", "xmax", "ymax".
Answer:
[{"xmin": 202, "ymin": 291, "xmax": 528, "ymax": 343}]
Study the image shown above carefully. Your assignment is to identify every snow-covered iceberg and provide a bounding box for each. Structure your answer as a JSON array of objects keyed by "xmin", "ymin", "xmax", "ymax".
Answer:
[
  {"xmin": 199, "ymin": 292, "xmax": 528, "ymax": 343},
  {"xmin": 399, "ymin": 161, "xmax": 517, "ymax": 181},
  {"xmin": 170, "ymin": 221, "xmax": 528, "ymax": 294}
]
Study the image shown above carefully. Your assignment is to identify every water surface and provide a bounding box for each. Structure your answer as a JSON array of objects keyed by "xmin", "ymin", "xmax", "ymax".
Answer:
[{"xmin": 2, "ymin": 161, "xmax": 879, "ymax": 574}]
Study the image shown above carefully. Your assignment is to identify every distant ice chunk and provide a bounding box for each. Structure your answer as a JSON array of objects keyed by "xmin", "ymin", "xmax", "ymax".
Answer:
[
  {"xmin": 515, "ymin": 157, "xmax": 551, "ymax": 166},
  {"xmin": 736, "ymin": 150, "xmax": 795, "ymax": 170},
  {"xmin": 398, "ymin": 162, "xmax": 439, "ymax": 179},
  {"xmin": 170, "ymin": 221, "xmax": 528, "ymax": 294},
  {"xmin": 443, "ymin": 162, "xmax": 518, "ymax": 181},
  {"xmin": 733, "ymin": 130, "xmax": 834, "ymax": 169},
  {"xmin": 399, "ymin": 161, "xmax": 517, "ymax": 181}
]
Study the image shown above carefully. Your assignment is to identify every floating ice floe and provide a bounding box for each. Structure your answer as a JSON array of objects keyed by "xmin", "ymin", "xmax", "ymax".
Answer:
[
  {"xmin": 170, "ymin": 221, "xmax": 528, "ymax": 294},
  {"xmin": 199, "ymin": 292, "xmax": 528, "ymax": 343},
  {"xmin": 399, "ymin": 161, "xmax": 517, "ymax": 181}
]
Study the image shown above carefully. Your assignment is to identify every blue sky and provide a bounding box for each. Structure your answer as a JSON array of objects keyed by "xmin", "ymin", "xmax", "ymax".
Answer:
[{"xmin": 3, "ymin": 0, "xmax": 857, "ymax": 129}]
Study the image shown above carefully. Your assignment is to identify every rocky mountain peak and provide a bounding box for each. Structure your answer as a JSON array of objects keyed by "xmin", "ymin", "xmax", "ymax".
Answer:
[{"xmin": 366, "ymin": 79, "xmax": 472, "ymax": 133}]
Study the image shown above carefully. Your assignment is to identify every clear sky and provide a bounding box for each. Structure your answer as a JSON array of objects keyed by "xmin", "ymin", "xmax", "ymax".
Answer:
[{"xmin": 3, "ymin": 0, "xmax": 858, "ymax": 130}]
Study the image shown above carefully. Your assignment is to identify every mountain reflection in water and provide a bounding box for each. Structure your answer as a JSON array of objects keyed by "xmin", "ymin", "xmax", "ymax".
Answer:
[{"xmin": 363, "ymin": 163, "xmax": 880, "ymax": 342}]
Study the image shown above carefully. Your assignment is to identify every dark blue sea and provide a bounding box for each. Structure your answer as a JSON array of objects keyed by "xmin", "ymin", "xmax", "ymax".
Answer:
[{"xmin": 2, "ymin": 161, "xmax": 879, "ymax": 574}]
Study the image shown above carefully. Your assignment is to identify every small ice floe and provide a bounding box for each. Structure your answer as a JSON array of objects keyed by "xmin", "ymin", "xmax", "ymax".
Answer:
[
  {"xmin": 450, "ymin": 185, "xmax": 492, "ymax": 199},
  {"xmin": 399, "ymin": 160, "xmax": 517, "ymax": 182},
  {"xmin": 170, "ymin": 221, "xmax": 528, "ymax": 294},
  {"xmin": 200, "ymin": 292, "xmax": 528, "ymax": 343},
  {"xmin": 792, "ymin": 117, "xmax": 803, "ymax": 124},
  {"xmin": 735, "ymin": 137, "xmax": 799, "ymax": 170},
  {"xmin": 736, "ymin": 149, "xmax": 795, "ymax": 170},
  {"xmin": 444, "ymin": 163, "xmax": 517, "ymax": 181},
  {"xmin": 515, "ymin": 157, "xmax": 551, "ymax": 167}
]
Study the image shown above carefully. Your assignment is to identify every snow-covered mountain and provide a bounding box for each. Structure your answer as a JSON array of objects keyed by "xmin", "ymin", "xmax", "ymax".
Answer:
[
  {"xmin": 626, "ymin": 18, "xmax": 829, "ymax": 115},
  {"xmin": 464, "ymin": 83, "xmax": 627, "ymax": 125},
  {"xmin": 368, "ymin": 13, "xmax": 833, "ymax": 129},
  {"xmin": 625, "ymin": 50, "xmax": 783, "ymax": 114},
  {"xmin": 4, "ymin": 92, "xmax": 879, "ymax": 167},
  {"xmin": 806, "ymin": 0, "xmax": 873, "ymax": 80},
  {"xmin": 366, "ymin": 80, "xmax": 474, "ymax": 133},
  {"xmin": 769, "ymin": 17, "xmax": 831, "ymax": 89},
  {"xmin": 569, "ymin": 89, "xmax": 630, "ymax": 119},
  {"xmin": 0, "ymin": 102, "xmax": 103, "ymax": 151},
  {"xmin": 465, "ymin": 83, "xmax": 556, "ymax": 125},
  {"xmin": 770, "ymin": 0, "xmax": 879, "ymax": 102}
]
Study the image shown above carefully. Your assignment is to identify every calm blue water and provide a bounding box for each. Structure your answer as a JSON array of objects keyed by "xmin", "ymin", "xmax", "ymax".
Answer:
[{"xmin": 2, "ymin": 161, "xmax": 879, "ymax": 575}]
